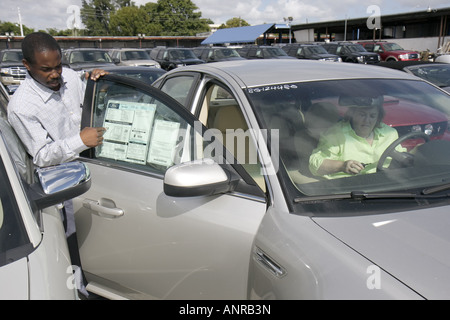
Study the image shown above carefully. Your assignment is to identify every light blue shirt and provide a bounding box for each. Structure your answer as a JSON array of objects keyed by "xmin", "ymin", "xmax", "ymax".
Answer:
[{"xmin": 8, "ymin": 68, "xmax": 87, "ymax": 167}]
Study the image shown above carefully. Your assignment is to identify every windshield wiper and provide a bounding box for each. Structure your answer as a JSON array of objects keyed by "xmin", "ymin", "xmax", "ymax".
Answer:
[
  {"xmin": 422, "ymin": 183, "xmax": 450, "ymax": 195},
  {"xmin": 294, "ymin": 190, "xmax": 450, "ymax": 204}
]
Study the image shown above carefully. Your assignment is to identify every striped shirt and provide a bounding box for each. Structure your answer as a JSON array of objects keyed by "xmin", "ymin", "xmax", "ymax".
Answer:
[{"xmin": 8, "ymin": 68, "xmax": 88, "ymax": 167}]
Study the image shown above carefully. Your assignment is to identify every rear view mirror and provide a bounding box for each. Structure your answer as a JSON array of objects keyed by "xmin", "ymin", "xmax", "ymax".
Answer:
[
  {"xmin": 164, "ymin": 159, "xmax": 238, "ymax": 197},
  {"xmin": 30, "ymin": 162, "xmax": 91, "ymax": 210}
]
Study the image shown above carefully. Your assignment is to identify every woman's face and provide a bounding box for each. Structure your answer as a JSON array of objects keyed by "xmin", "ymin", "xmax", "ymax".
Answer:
[{"xmin": 350, "ymin": 106, "xmax": 379, "ymax": 138}]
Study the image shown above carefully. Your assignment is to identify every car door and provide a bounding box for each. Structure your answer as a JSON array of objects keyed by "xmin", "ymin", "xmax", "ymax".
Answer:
[{"xmin": 74, "ymin": 75, "xmax": 267, "ymax": 300}]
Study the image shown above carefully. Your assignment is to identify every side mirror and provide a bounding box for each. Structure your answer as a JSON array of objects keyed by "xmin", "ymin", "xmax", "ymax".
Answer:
[
  {"xmin": 29, "ymin": 161, "xmax": 91, "ymax": 210},
  {"xmin": 113, "ymin": 58, "xmax": 120, "ymax": 64},
  {"xmin": 164, "ymin": 159, "xmax": 238, "ymax": 197}
]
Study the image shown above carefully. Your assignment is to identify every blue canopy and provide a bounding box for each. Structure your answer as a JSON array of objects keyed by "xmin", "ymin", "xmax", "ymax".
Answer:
[{"xmin": 201, "ymin": 24, "xmax": 275, "ymax": 45}]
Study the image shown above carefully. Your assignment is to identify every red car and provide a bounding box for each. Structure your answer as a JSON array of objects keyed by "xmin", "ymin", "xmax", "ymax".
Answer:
[{"xmin": 358, "ymin": 41, "xmax": 420, "ymax": 62}]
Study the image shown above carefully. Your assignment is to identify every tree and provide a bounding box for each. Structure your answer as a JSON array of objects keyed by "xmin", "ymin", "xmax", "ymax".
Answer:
[
  {"xmin": 219, "ymin": 17, "xmax": 250, "ymax": 29},
  {"xmin": 0, "ymin": 21, "xmax": 34, "ymax": 36},
  {"xmin": 155, "ymin": 0, "xmax": 210, "ymax": 36},
  {"xmin": 81, "ymin": 0, "xmax": 120, "ymax": 35}
]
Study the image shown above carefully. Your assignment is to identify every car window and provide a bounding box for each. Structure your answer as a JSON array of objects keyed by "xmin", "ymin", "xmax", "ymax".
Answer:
[
  {"xmin": 199, "ymin": 83, "xmax": 265, "ymax": 192},
  {"xmin": 0, "ymin": 151, "xmax": 31, "ymax": 267},
  {"xmin": 89, "ymin": 78, "xmax": 210, "ymax": 176},
  {"xmin": 160, "ymin": 75, "xmax": 196, "ymax": 107}
]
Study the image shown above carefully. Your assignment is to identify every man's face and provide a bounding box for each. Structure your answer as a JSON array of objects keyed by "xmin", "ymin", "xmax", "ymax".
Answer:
[{"xmin": 23, "ymin": 49, "xmax": 62, "ymax": 91}]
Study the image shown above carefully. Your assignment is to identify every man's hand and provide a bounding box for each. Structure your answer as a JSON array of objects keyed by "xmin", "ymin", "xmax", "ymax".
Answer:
[
  {"xmin": 85, "ymin": 69, "xmax": 109, "ymax": 81},
  {"xmin": 81, "ymin": 127, "xmax": 106, "ymax": 147}
]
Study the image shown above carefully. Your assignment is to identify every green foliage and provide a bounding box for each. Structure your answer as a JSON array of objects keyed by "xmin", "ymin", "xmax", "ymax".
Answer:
[
  {"xmin": 0, "ymin": 0, "xmax": 213, "ymax": 37},
  {"xmin": 81, "ymin": 0, "xmax": 119, "ymax": 36},
  {"xmin": 82, "ymin": 0, "xmax": 210, "ymax": 36},
  {"xmin": 219, "ymin": 18, "xmax": 250, "ymax": 29},
  {"xmin": 0, "ymin": 21, "xmax": 34, "ymax": 36}
]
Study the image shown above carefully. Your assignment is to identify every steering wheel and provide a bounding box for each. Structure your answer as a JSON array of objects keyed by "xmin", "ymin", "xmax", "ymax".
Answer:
[{"xmin": 376, "ymin": 132, "xmax": 430, "ymax": 172}]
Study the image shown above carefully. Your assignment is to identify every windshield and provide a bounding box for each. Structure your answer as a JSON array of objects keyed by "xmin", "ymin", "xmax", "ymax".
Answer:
[
  {"xmin": 123, "ymin": 50, "xmax": 151, "ymax": 61},
  {"xmin": 169, "ymin": 49, "xmax": 198, "ymax": 60},
  {"xmin": 1, "ymin": 51, "xmax": 23, "ymax": 62},
  {"xmin": 214, "ymin": 48, "xmax": 241, "ymax": 59},
  {"xmin": 262, "ymin": 47, "xmax": 289, "ymax": 57},
  {"xmin": 303, "ymin": 46, "xmax": 328, "ymax": 55},
  {"xmin": 69, "ymin": 50, "xmax": 113, "ymax": 63},
  {"xmin": 247, "ymin": 78, "xmax": 450, "ymax": 200},
  {"xmin": 346, "ymin": 44, "xmax": 367, "ymax": 52},
  {"xmin": 383, "ymin": 43, "xmax": 404, "ymax": 51},
  {"xmin": 407, "ymin": 64, "xmax": 450, "ymax": 88}
]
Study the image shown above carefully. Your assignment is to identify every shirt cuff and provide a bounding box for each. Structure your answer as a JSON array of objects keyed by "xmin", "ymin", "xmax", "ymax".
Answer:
[{"xmin": 67, "ymin": 133, "xmax": 88, "ymax": 155}]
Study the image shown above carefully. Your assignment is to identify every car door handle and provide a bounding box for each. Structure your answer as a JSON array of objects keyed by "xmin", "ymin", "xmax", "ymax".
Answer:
[{"xmin": 82, "ymin": 199, "xmax": 124, "ymax": 218}]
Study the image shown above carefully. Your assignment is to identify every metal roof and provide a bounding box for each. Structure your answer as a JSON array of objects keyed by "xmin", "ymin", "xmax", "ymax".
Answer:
[{"xmin": 201, "ymin": 24, "xmax": 275, "ymax": 45}]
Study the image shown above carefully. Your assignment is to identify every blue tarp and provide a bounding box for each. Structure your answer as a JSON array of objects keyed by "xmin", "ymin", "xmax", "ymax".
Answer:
[{"xmin": 201, "ymin": 23, "xmax": 275, "ymax": 45}]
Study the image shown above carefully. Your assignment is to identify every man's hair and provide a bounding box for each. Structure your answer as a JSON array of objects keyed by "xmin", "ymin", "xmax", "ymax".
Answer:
[{"xmin": 22, "ymin": 32, "xmax": 61, "ymax": 65}]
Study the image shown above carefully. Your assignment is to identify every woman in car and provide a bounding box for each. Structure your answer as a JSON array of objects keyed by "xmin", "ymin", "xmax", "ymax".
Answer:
[{"xmin": 309, "ymin": 95, "xmax": 404, "ymax": 179}]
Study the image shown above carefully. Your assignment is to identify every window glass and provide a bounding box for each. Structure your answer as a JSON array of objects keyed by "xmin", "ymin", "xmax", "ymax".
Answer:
[
  {"xmin": 200, "ymin": 83, "xmax": 265, "ymax": 192},
  {"xmin": 92, "ymin": 79, "xmax": 206, "ymax": 175},
  {"xmin": 160, "ymin": 75, "xmax": 195, "ymax": 106},
  {"xmin": 247, "ymin": 78, "xmax": 450, "ymax": 198},
  {"xmin": 0, "ymin": 157, "xmax": 30, "ymax": 266}
]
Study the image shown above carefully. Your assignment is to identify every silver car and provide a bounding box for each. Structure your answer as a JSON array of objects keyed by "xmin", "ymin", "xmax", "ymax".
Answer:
[
  {"xmin": 0, "ymin": 83, "xmax": 91, "ymax": 300},
  {"xmin": 109, "ymin": 48, "xmax": 161, "ymax": 68},
  {"xmin": 76, "ymin": 59, "xmax": 450, "ymax": 299}
]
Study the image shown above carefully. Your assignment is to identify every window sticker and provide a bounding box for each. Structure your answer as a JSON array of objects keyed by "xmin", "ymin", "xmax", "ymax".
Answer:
[
  {"xmin": 147, "ymin": 119, "xmax": 181, "ymax": 167},
  {"xmin": 100, "ymin": 100, "xmax": 156, "ymax": 164}
]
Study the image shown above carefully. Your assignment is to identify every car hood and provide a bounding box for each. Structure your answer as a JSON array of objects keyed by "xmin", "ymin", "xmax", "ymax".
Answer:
[
  {"xmin": 218, "ymin": 57, "xmax": 246, "ymax": 61},
  {"xmin": 383, "ymin": 99, "xmax": 447, "ymax": 126},
  {"xmin": 0, "ymin": 62, "xmax": 25, "ymax": 68},
  {"xmin": 67, "ymin": 62, "xmax": 115, "ymax": 71},
  {"xmin": 310, "ymin": 53, "xmax": 339, "ymax": 60},
  {"xmin": 120, "ymin": 60, "xmax": 159, "ymax": 67},
  {"xmin": 313, "ymin": 205, "xmax": 450, "ymax": 299},
  {"xmin": 174, "ymin": 58, "xmax": 204, "ymax": 65}
]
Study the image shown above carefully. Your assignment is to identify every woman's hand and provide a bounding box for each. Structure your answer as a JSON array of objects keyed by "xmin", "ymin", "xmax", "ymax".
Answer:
[{"xmin": 343, "ymin": 160, "xmax": 365, "ymax": 174}]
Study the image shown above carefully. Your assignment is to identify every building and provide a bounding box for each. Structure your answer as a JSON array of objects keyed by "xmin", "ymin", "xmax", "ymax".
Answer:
[{"xmin": 291, "ymin": 7, "xmax": 450, "ymax": 53}]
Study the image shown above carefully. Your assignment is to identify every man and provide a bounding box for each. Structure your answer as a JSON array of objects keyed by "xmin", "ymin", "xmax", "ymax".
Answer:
[
  {"xmin": 8, "ymin": 32, "xmax": 106, "ymax": 167},
  {"xmin": 8, "ymin": 32, "xmax": 107, "ymax": 298}
]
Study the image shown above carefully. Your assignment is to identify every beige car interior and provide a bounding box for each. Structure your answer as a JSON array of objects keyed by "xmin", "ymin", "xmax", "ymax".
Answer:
[{"xmin": 199, "ymin": 84, "xmax": 265, "ymax": 192}]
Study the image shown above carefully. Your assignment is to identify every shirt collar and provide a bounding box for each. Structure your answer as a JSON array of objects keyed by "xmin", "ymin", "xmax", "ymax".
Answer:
[{"xmin": 26, "ymin": 69, "xmax": 68, "ymax": 103}]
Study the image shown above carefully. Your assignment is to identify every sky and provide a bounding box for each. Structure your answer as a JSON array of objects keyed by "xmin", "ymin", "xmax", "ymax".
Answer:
[{"xmin": 0, "ymin": 0, "xmax": 449, "ymax": 32}]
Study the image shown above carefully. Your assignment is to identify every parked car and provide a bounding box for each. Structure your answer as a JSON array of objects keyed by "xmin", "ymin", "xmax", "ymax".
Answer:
[
  {"xmin": 0, "ymin": 82, "xmax": 91, "ymax": 300},
  {"xmin": 358, "ymin": 41, "xmax": 420, "ymax": 62},
  {"xmin": 281, "ymin": 43, "xmax": 341, "ymax": 62},
  {"xmin": 435, "ymin": 54, "xmax": 450, "ymax": 63},
  {"xmin": 193, "ymin": 46, "xmax": 245, "ymax": 63},
  {"xmin": 320, "ymin": 42, "xmax": 380, "ymax": 64},
  {"xmin": 72, "ymin": 59, "xmax": 450, "ymax": 299},
  {"xmin": 62, "ymin": 48, "xmax": 116, "ymax": 78},
  {"xmin": 237, "ymin": 45, "xmax": 296, "ymax": 60},
  {"xmin": 377, "ymin": 61, "xmax": 450, "ymax": 93},
  {"xmin": 108, "ymin": 48, "xmax": 160, "ymax": 68},
  {"xmin": 0, "ymin": 49, "xmax": 26, "ymax": 89},
  {"xmin": 149, "ymin": 47, "xmax": 205, "ymax": 71},
  {"xmin": 102, "ymin": 66, "xmax": 166, "ymax": 86}
]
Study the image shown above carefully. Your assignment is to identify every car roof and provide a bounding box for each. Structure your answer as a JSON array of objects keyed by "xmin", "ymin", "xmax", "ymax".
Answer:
[
  {"xmin": 171, "ymin": 59, "xmax": 418, "ymax": 88},
  {"xmin": 378, "ymin": 61, "xmax": 442, "ymax": 70}
]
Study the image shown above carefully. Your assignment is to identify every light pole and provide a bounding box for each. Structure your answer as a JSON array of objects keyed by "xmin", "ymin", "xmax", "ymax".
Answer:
[{"xmin": 284, "ymin": 17, "xmax": 293, "ymax": 44}]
